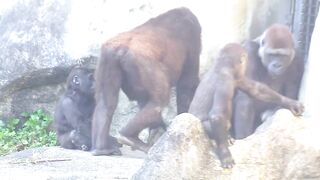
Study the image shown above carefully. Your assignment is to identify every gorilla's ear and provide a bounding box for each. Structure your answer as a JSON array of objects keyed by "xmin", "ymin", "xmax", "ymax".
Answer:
[
  {"xmin": 68, "ymin": 75, "xmax": 80, "ymax": 90},
  {"xmin": 72, "ymin": 75, "xmax": 80, "ymax": 85}
]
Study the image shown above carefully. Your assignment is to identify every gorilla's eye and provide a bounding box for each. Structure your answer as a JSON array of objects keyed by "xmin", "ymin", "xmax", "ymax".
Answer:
[{"xmin": 73, "ymin": 75, "xmax": 80, "ymax": 85}]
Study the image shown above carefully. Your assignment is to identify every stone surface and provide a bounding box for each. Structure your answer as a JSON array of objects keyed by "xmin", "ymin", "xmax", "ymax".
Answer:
[
  {"xmin": 0, "ymin": 0, "xmax": 71, "ymax": 86},
  {"xmin": 0, "ymin": 146, "xmax": 145, "ymax": 180},
  {"xmin": 133, "ymin": 113, "xmax": 218, "ymax": 180},
  {"xmin": 232, "ymin": 0, "xmax": 292, "ymax": 41},
  {"xmin": 134, "ymin": 111, "xmax": 320, "ymax": 180},
  {"xmin": 0, "ymin": 0, "xmax": 90, "ymax": 119}
]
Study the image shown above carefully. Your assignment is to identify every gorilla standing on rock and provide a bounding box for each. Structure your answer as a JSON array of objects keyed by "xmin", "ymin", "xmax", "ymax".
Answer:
[
  {"xmin": 54, "ymin": 67, "xmax": 120, "ymax": 152},
  {"xmin": 92, "ymin": 7, "xmax": 201, "ymax": 155}
]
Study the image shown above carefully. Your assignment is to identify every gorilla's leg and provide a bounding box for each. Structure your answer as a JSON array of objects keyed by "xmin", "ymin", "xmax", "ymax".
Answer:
[
  {"xmin": 118, "ymin": 102, "xmax": 164, "ymax": 153},
  {"xmin": 176, "ymin": 56, "xmax": 199, "ymax": 114},
  {"xmin": 203, "ymin": 115, "xmax": 234, "ymax": 168},
  {"xmin": 91, "ymin": 50, "xmax": 122, "ymax": 156},
  {"xmin": 58, "ymin": 132, "xmax": 76, "ymax": 149},
  {"xmin": 232, "ymin": 92, "xmax": 256, "ymax": 139}
]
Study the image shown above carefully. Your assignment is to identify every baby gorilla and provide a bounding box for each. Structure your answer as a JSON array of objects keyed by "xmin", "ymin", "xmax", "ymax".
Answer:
[
  {"xmin": 54, "ymin": 67, "xmax": 120, "ymax": 152},
  {"xmin": 188, "ymin": 43, "xmax": 304, "ymax": 168}
]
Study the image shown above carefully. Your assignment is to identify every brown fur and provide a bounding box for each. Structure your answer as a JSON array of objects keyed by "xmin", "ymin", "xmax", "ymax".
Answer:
[
  {"xmin": 91, "ymin": 7, "xmax": 201, "ymax": 155},
  {"xmin": 263, "ymin": 24, "xmax": 294, "ymax": 49},
  {"xmin": 189, "ymin": 43, "xmax": 304, "ymax": 168},
  {"xmin": 232, "ymin": 24, "xmax": 305, "ymax": 139}
]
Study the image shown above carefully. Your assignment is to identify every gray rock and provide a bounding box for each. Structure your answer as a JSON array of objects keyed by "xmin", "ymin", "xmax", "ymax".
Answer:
[
  {"xmin": 134, "ymin": 111, "xmax": 320, "ymax": 180},
  {"xmin": 0, "ymin": 146, "xmax": 144, "ymax": 180},
  {"xmin": 0, "ymin": 0, "xmax": 73, "ymax": 119},
  {"xmin": 0, "ymin": 0, "xmax": 71, "ymax": 87},
  {"xmin": 133, "ymin": 113, "xmax": 220, "ymax": 180}
]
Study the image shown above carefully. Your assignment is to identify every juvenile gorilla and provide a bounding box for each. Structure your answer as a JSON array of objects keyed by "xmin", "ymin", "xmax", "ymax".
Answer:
[
  {"xmin": 54, "ymin": 67, "xmax": 120, "ymax": 152},
  {"xmin": 92, "ymin": 7, "xmax": 201, "ymax": 155},
  {"xmin": 188, "ymin": 43, "xmax": 304, "ymax": 168},
  {"xmin": 232, "ymin": 24, "xmax": 305, "ymax": 139}
]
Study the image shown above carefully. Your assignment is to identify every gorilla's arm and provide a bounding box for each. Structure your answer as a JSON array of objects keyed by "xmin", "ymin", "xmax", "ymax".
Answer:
[
  {"xmin": 58, "ymin": 97, "xmax": 91, "ymax": 150},
  {"xmin": 238, "ymin": 78, "xmax": 304, "ymax": 115},
  {"xmin": 61, "ymin": 97, "xmax": 91, "ymax": 138}
]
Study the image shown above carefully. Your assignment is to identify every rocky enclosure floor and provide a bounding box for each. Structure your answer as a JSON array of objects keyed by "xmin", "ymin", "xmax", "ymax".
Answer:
[{"xmin": 0, "ymin": 146, "xmax": 145, "ymax": 179}]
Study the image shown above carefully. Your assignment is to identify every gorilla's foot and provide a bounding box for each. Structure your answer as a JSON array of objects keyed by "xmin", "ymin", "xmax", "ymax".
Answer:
[
  {"xmin": 228, "ymin": 135, "xmax": 235, "ymax": 145},
  {"xmin": 108, "ymin": 135, "xmax": 123, "ymax": 148},
  {"xmin": 217, "ymin": 146, "xmax": 235, "ymax": 169},
  {"xmin": 91, "ymin": 146, "xmax": 122, "ymax": 156},
  {"xmin": 117, "ymin": 134, "xmax": 150, "ymax": 153},
  {"xmin": 147, "ymin": 127, "xmax": 165, "ymax": 147}
]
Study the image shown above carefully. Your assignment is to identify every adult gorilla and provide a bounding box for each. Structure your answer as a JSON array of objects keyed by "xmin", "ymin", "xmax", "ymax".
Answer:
[{"xmin": 92, "ymin": 7, "xmax": 202, "ymax": 155}]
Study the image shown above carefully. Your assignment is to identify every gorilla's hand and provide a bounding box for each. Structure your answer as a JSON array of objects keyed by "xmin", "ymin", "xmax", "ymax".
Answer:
[
  {"xmin": 70, "ymin": 130, "xmax": 90, "ymax": 151},
  {"xmin": 287, "ymin": 100, "xmax": 304, "ymax": 116}
]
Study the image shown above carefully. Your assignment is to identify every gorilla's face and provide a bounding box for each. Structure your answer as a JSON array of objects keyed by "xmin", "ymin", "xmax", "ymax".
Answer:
[
  {"xmin": 256, "ymin": 25, "xmax": 295, "ymax": 78},
  {"xmin": 68, "ymin": 67, "xmax": 95, "ymax": 95}
]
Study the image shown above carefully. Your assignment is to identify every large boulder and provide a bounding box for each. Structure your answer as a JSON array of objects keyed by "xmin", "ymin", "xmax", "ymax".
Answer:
[
  {"xmin": 134, "ymin": 111, "xmax": 320, "ymax": 180},
  {"xmin": 0, "ymin": 0, "xmax": 99, "ymax": 120},
  {"xmin": 0, "ymin": 0, "xmax": 73, "ymax": 119},
  {"xmin": 134, "ymin": 113, "xmax": 217, "ymax": 180}
]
